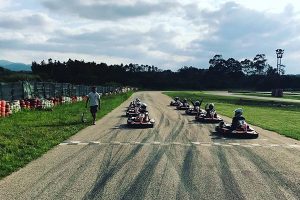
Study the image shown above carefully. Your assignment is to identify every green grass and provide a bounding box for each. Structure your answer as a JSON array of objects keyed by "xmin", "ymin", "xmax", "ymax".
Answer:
[
  {"xmin": 0, "ymin": 91, "xmax": 133, "ymax": 179},
  {"xmin": 234, "ymin": 92, "xmax": 300, "ymax": 100},
  {"xmin": 164, "ymin": 91, "xmax": 300, "ymax": 140}
]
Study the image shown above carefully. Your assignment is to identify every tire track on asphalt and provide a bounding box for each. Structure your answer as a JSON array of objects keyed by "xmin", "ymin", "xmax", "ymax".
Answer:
[
  {"xmin": 215, "ymin": 146, "xmax": 246, "ymax": 200},
  {"xmin": 149, "ymin": 97, "xmax": 211, "ymax": 199},
  {"xmin": 84, "ymin": 105, "xmax": 167, "ymax": 200},
  {"xmin": 30, "ymin": 126, "xmax": 126, "ymax": 198},
  {"xmin": 148, "ymin": 93, "xmax": 209, "ymax": 199},
  {"xmin": 24, "ymin": 115, "xmax": 127, "ymax": 198},
  {"xmin": 119, "ymin": 118, "xmax": 186, "ymax": 199},
  {"xmin": 177, "ymin": 146, "xmax": 203, "ymax": 200},
  {"xmin": 120, "ymin": 146, "xmax": 163, "ymax": 200},
  {"xmin": 240, "ymin": 148, "xmax": 300, "ymax": 198},
  {"xmin": 18, "ymin": 144, "xmax": 97, "ymax": 197},
  {"xmin": 34, "ymin": 146, "xmax": 104, "ymax": 199}
]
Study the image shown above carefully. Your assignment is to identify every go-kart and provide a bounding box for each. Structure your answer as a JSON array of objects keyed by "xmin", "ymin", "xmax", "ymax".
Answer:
[
  {"xmin": 127, "ymin": 112, "xmax": 155, "ymax": 128},
  {"xmin": 126, "ymin": 108, "xmax": 139, "ymax": 117},
  {"xmin": 186, "ymin": 99, "xmax": 205, "ymax": 115},
  {"xmin": 185, "ymin": 106, "xmax": 205, "ymax": 115},
  {"xmin": 170, "ymin": 100, "xmax": 182, "ymax": 106},
  {"xmin": 215, "ymin": 120, "xmax": 259, "ymax": 139},
  {"xmin": 195, "ymin": 111, "xmax": 223, "ymax": 123},
  {"xmin": 176, "ymin": 102, "xmax": 190, "ymax": 110}
]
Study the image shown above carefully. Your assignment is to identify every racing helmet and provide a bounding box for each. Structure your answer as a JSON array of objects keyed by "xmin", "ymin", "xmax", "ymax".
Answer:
[
  {"xmin": 234, "ymin": 108, "xmax": 243, "ymax": 117},
  {"xmin": 195, "ymin": 101, "xmax": 200, "ymax": 106},
  {"xmin": 209, "ymin": 103, "xmax": 214, "ymax": 110},
  {"xmin": 135, "ymin": 98, "xmax": 140, "ymax": 102},
  {"xmin": 141, "ymin": 103, "xmax": 147, "ymax": 109},
  {"xmin": 183, "ymin": 98, "xmax": 187, "ymax": 103},
  {"xmin": 175, "ymin": 97, "xmax": 179, "ymax": 101}
]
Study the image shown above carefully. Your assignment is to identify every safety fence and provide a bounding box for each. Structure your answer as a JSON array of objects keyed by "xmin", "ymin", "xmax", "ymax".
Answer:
[
  {"xmin": 0, "ymin": 81, "xmax": 136, "ymax": 117},
  {"xmin": 0, "ymin": 81, "xmax": 134, "ymax": 101}
]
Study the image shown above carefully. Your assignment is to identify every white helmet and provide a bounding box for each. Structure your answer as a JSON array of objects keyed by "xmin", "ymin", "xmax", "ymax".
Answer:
[{"xmin": 234, "ymin": 108, "xmax": 243, "ymax": 117}]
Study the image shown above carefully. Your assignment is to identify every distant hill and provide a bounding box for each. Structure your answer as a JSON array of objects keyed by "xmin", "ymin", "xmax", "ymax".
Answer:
[{"xmin": 0, "ymin": 60, "xmax": 31, "ymax": 71}]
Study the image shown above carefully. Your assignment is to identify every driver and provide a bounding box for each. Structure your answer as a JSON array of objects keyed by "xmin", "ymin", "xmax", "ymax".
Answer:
[
  {"xmin": 182, "ymin": 98, "xmax": 188, "ymax": 106},
  {"xmin": 231, "ymin": 108, "xmax": 245, "ymax": 130},
  {"xmin": 205, "ymin": 103, "xmax": 216, "ymax": 117},
  {"xmin": 139, "ymin": 103, "xmax": 148, "ymax": 122}
]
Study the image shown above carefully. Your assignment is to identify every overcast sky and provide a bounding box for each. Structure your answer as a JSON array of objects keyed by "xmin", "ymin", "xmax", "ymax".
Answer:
[{"xmin": 0, "ymin": 0, "xmax": 300, "ymax": 73}]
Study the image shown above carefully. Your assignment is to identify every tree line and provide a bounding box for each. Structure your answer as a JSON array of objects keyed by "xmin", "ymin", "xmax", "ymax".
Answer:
[{"xmin": 31, "ymin": 54, "xmax": 300, "ymax": 90}]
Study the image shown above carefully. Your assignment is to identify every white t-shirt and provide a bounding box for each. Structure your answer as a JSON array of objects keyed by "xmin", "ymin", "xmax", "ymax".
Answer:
[{"xmin": 87, "ymin": 92, "xmax": 101, "ymax": 106}]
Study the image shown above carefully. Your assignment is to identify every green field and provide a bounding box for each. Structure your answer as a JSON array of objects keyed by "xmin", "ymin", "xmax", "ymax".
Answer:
[
  {"xmin": 164, "ymin": 91, "xmax": 300, "ymax": 140},
  {"xmin": 0, "ymin": 91, "xmax": 133, "ymax": 179}
]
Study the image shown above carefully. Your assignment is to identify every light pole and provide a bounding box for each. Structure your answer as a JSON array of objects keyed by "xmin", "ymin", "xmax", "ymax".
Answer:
[{"xmin": 276, "ymin": 49, "xmax": 284, "ymax": 75}]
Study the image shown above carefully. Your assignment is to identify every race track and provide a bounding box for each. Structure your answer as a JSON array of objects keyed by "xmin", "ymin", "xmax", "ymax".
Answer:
[{"xmin": 0, "ymin": 91, "xmax": 299, "ymax": 200}]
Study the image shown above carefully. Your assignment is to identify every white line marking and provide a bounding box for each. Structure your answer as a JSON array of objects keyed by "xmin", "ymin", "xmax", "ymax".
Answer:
[
  {"xmin": 69, "ymin": 141, "xmax": 80, "ymax": 145},
  {"xmin": 241, "ymin": 145, "xmax": 254, "ymax": 148},
  {"xmin": 289, "ymin": 145, "xmax": 300, "ymax": 148},
  {"xmin": 111, "ymin": 141, "xmax": 121, "ymax": 145},
  {"xmin": 171, "ymin": 142, "xmax": 181, "ymax": 145},
  {"xmin": 221, "ymin": 144, "xmax": 233, "ymax": 147},
  {"xmin": 152, "ymin": 141, "xmax": 160, "ymax": 145},
  {"xmin": 58, "ymin": 141, "xmax": 300, "ymax": 150},
  {"xmin": 229, "ymin": 143, "xmax": 240, "ymax": 146},
  {"xmin": 201, "ymin": 143, "xmax": 212, "ymax": 147},
  {"xmin": 213, "ymin": 142, "xmax": 221, "ymax": 146},
  {"xmin": 78, "ymin": 142, "xmax": 89, "ymax": 145},
  {"xmin": 270, "ymin": 144, "xmax": 280, "ymax": 147},
  {"xmin": 89, "ymin": 141, "xmax": 100, "ymax": 144}
]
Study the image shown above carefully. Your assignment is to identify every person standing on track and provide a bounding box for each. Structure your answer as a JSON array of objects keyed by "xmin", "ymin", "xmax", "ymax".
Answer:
[{"xmin": 86, "ymin": 86, "xmax": 101, "ymax": 125}]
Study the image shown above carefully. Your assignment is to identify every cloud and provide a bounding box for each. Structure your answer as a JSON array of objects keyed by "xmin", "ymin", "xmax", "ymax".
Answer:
[
  {"xmin": 0, "ymin": 12, "xmax": 55, "ymax": 31},
  {"xmin": 183, "ymin": 2, "xmax": 300, "ymax": 70},
  {"xmin": 41, "ymin": 0, "xmax": 176, "ymax": 21},
  {"xmin": 1, "ymin": 0, "xmax": 300, "ymax": 73}
]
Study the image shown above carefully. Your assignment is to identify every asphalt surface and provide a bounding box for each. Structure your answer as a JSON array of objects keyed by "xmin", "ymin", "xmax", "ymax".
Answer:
[{"xmin": 0, "ymin": 91, "xmax": 299, "ymax": 200}]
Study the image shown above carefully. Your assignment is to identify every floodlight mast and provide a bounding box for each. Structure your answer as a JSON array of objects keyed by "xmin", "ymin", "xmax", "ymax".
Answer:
[{"xmin": 276, "ymin": 49, "xmax": 284, "ymax": 75}]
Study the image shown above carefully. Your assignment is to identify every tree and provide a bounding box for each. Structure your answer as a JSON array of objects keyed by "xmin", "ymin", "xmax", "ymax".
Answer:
[
  {"xmin": 209, "ymin": 55, "xmax": 227, "ymax": 73},
  {"xmin": 241, "ymin": 59, "xmax": 254, "ymax": 76},
  {"xmin": 253, "ymin": 54, "xmax": 267, "ymax": 75}
]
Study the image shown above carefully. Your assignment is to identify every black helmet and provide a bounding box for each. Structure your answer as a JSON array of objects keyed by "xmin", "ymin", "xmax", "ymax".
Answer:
[
  {"xmin": 175, "ymin": 97, "xmax": 179, "ymax": 101},
  {"xmin": 141, "ymin": 103, "xmax": 147, "ymax": 109},
  {"xmin": 209, "ymin": 103, "xmax": 214, "ymax": 110},
  {"xmin": 234, "ymin": 108, "xmax": 243, "ymax": 117},
  {"xmin": 183, "ymin": 98, "xmax": 187, "ymax": 102}
]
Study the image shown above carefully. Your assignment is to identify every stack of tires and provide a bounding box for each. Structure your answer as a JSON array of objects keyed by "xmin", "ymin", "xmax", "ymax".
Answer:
[
  {"xmin": 10, "ymin": 100, "xmax": 21, "ymax": 113},
  {"xmin": 1, "ymin": 100, "xmax": 6, "ymax": 117}
]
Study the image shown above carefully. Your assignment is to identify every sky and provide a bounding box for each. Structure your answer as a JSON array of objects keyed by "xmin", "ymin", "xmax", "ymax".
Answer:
[{"xmin": 0, "ymin": 0, "xmax": 300, "ymax": 74}]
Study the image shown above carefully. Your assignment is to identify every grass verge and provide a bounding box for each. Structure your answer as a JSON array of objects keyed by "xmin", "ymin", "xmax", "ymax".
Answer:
[
  {"xmin": 164, "ymin": 91, "xmax": 300, "ymax": 140},
  {"xmin": 0, "ymin": 91, "xmax": 133, "ymax": 179},
  {"xmin": 234, "ymin": 92, "xmax": 300, "ymax": 100}
]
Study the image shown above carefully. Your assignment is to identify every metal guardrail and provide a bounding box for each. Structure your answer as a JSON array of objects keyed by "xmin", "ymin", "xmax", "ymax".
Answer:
[{"xmin": 0, "ymin": 81, "xmax": 132, "ymax": 101}]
